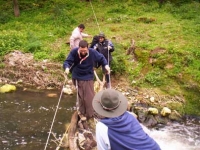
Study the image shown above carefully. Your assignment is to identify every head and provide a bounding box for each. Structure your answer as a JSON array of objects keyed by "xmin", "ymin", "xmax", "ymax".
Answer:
[
  {"xmin": 92, "ymin": 89, "xmax": 128, "ymax": 118},
  {"xmin": 78, "ymin": 40, "xmax": 89, "ymax": 56},
  {"xmin": 78, "ymin": 24, "xmax": 85, "ymax": 32},
  {"xmin": 98, "ymin": 32, "xmax": 105, "ymax": 42}
]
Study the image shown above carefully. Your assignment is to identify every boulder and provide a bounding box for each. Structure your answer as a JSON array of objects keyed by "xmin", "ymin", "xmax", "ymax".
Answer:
[
  {"xmin": 169, "ymin": 110, "xmax": 182, "ymax": 121},
  {"xmin": 0, "ymin": 84, "xmax": 16, "ymax": 93},
  {"xmin": 161, "ymin": 107, "xmax": 171, "ymax": 116},
  {"xmin": 148, "ymin": 107, "xmax": 159, "ymax": 115}
]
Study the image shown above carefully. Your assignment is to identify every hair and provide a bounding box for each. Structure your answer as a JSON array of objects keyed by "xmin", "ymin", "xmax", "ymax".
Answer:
[
  {"xmin": 79, "ymin": 40, "xmax": 88, "ymax": 48},
  {"xmin": 78, "ymin": 24, "xmax": 85, "ymax": 29}
]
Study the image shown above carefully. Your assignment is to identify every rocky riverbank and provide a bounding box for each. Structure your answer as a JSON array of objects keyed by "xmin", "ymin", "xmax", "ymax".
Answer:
[{"xmin": 0, "ymin": 50, "xmax": 184, "ymax": 127}]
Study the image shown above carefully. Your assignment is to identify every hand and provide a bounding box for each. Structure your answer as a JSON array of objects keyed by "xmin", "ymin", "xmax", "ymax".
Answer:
[
  {"xmin": 65, "ymin": 68, "xmax": 69, "ymax": 75},
  {"xmin": 108, "ymin": 46, "xmax": 112, "ymax": 50},
  {"xmin": 105, "ymin": 65, "xmax": 110, "ymax": 74}
]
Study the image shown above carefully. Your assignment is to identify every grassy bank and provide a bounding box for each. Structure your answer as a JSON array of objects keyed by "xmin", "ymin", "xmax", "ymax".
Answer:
[{"xmin": 0, "ymin": 0, "xmax": 200, "ymax": 115}]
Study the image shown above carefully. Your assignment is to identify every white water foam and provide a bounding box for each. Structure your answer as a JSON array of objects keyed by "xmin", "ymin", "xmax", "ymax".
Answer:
[{"xmin": 148, "ymin": 124, "xmax": 200, "ymax": 150}]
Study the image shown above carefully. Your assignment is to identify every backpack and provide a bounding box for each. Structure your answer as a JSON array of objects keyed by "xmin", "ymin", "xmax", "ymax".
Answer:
[{"xmin": 89, "ymin": 35, "xmax": 99, "ymax": 48}]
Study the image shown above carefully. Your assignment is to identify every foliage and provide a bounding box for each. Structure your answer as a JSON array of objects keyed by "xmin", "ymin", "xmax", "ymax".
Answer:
[
  {"xmin": 0, "ymin": 31, "xmax": 24, "ymax": 56},
  {"xmin": 183, "ymin": 88, "xmax": 200, "ymax": 116},
  {"xmin": 145, "ymin": 68, "xmax": 166, "ymax": 86}
]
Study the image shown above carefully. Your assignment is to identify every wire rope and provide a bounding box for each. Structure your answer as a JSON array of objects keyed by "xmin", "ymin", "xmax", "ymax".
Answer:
[
  {"xmin": 89, "ymin": 0, "xmax": 112, "ymax": 89},
  {"xmin": 89, "ymin": 0, "xmax": 101, "ymax": 32},
  {"xmin": 44, "ymin": 75, "xmax": 67, "ymax": 150}
]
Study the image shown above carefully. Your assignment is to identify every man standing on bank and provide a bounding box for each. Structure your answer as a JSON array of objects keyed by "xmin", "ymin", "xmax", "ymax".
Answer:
[
  {"xmin": 93, "ymin": 32, "xmax": 114, "ymax": 88},
  {"xmin": 63, "ymin": 40, "xmax": 110, "ymax": 119},
  {"xmin": 92, "ymin": 89, "xmax": 161, "ymax": 150},
  {"xmin": 69, "ymin": 24, "xmax": 91, "ymax": 50}
]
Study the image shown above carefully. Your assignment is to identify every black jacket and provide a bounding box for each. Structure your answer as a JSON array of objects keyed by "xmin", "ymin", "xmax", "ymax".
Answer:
[{"xmin": 95, "ymin": 40, "xmax": 114, "ymax": 62}]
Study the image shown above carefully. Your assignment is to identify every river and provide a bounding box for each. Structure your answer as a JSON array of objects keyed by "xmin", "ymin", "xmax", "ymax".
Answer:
[{"xmin": 0, "ymin": 88, "xmax": 199, "ymax": 150}]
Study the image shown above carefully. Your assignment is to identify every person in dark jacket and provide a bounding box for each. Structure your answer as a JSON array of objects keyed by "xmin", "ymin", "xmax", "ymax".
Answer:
[
  {"xmin": 63, "ymin": 40, "xmax": 110, "ymax": 119},
  {"xmin": 92, "ymin": 89, "xmax": 161, "ymax": 150},
  {"xmin": 93, "ymin": 32, "xmax": 114, "ymax": 88}
]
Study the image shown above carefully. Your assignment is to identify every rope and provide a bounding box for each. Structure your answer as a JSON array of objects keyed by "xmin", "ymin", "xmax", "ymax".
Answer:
[
  {"xmin": 89, "ymin": 0, "xmax": 112, "ymax": 89},
  {"xmin": 75, "ymin": 80, "xmax": 79, "ymax": 112},
  {"xmin": 89, "ymin": 0, "xmax": 101, "ymax": 32},
  {"xmin": 44, "ymin": 75, "xmax": 68, "ymax": 150},
  {"xmin": 56, "ymin": 124, "xmax": 71, "ymax": 150},
  {"xmin": 107, "ymin": 47, "xmax": 112, "ymax": 89}
]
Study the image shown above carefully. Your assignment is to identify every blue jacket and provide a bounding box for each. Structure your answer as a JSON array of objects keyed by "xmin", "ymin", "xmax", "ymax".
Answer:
[
  {"xmin": 63, "ymin": 48, "xmax": 108, "ymax": 80},
  {"xmin": 101, "ymin": 112, "xmax": 161, "ymax": 150}
]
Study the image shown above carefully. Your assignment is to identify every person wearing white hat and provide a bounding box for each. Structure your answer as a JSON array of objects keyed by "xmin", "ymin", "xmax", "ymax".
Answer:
[{"xmin": 92, "ymin": 89, "xmax": 161, "ymax": 150}]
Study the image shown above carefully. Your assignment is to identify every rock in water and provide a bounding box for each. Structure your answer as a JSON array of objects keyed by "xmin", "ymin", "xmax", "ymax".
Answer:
[{"xmin": 0, "ymin": 84, "xmax": 16, "ymax": 93}]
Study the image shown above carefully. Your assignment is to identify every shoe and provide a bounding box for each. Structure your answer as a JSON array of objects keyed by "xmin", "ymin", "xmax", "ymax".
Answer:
[{"xmin": 78, "ymin": 111, "xmax": 87, "ymax": 121}]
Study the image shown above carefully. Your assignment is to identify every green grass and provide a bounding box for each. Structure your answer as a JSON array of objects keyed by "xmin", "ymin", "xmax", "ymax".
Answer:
[{"xmin": 0, "ymin": 0, "xmax": 200, "ymax": 115}]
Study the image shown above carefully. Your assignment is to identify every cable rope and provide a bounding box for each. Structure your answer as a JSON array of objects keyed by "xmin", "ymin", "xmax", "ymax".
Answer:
[
  {"xmin": 107, "ymin": 47, "xmax": 112, "ymax": 89},
  {"xmin": 89, "ymin": 0, "xmax": 101, "ymax": 32},
  {"xmin": 75, "ymin": 80, "xmax": 79, "ymax": 112},
  {"xmin": 89, "ymin": 0, "xmax": 112, "ymax": 89},
  {"xmin": 44, "ymin": 75, "xmax": 68, "ymax": 150}
]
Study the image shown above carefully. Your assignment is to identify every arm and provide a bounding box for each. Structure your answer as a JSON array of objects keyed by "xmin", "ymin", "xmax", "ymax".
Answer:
[
  {"xmin": 96, "ymin": 122, "xmax": 111, "ymax": 150},
  {"xmin": 63, "ymin": 50, "xmax": 76, "ymax": 70},
  {"xmin": 69, "ymin": 36, "xmax": 76, "ymax": 50},
  {"xmin": 81, "ymin": 32, "xmax": 90, "ymax": 37},
  {"xmin": 93, "ymin": 43, "xmax": 98, "ymax": 50},
  {"xmin": 108, "ymin": 40, "xmax": 114, "ymax": 52},
  {"xmin": 93, "ymin": 50, "xmax": 107, "ymax": 67},
  {"xmin": 70, "ymin": 28, "xmax": 81, "ymax": 49},
  {"xmin": 93, "ymin": 50, "xmax": 110, "ymax": 73}
]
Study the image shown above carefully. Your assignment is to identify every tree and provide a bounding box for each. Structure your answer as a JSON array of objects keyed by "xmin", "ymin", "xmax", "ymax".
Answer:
[{"xmin": 13, "ymin": 0, "xmax": 20, "ymax": 17}]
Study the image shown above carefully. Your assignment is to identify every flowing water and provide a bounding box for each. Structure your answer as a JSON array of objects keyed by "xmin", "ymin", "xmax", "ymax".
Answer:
[{"xmin": 0, "ymin": 88, "xmax": 200, "ymax": 150}]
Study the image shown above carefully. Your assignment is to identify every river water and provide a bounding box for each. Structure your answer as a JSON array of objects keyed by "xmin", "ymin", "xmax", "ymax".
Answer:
[{"xmin": 0, "ymin": 88, "xmax": 200, "ymax": 150}]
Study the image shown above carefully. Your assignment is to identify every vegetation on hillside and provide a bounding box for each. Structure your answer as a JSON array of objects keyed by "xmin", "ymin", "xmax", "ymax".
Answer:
[{"xmin": 0, "ymin": 0, "xmax": 200, "ymax": 115}]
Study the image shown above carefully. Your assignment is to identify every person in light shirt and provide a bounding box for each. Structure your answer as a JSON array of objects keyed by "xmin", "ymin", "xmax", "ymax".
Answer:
[{"xmin": 69, "ymin": 24, "xmax": 91, "ymax": 50}]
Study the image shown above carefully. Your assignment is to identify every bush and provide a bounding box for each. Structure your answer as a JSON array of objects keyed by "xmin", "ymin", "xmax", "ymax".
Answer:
[{"xmin": 0, "ymin": 33, "xmax": 24, "ymax": 56}]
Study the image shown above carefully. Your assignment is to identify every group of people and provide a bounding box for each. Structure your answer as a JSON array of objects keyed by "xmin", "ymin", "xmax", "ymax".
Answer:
[{"xmin": 63, "ymin": 24, "xmax": 161, "ymax": 150}]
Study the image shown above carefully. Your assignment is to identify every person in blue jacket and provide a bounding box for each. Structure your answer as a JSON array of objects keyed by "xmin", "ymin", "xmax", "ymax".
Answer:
[
  {"xmin": 93, "ymin": 32, "xmax": 114, "ymax": 88},
  {"xmin": 92, "ymin": 89, "xmax": 161, "ymax": 150},
  {"xmin": 63, "ymin": 40, "xmax": 110, "ymax": 119}
]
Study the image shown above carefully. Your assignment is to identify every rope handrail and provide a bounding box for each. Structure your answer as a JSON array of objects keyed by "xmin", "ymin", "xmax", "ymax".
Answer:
[
  {"xmin": 44, "ymin": 75, "xmax": 68, "ymax": 150},
  {"xmin": 89, "ymin": 0, "xmax": 112, "ymax": 88},
  {"xmin": 89, "ymin": 0, "xmax": 101, "ymax": 32}
]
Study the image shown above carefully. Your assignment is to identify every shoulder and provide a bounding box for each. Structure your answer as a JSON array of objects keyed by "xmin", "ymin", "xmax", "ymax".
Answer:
[
  {"xmin": 88, "ymin": 48, "xmax": 95, "ymax": 51},
  {"xmin": 97, "ymin": 121, "xmax": 108, "ymax": 129},
  {"xmin": 72, "ymin": 27, "xmax": 79, "ymax": 33},
  {"xmin": 69, "ymin": 48, "xmax": 78, "ymax": 55},
  {"xmin": 96, "ymin": 122, "xmax": 108, "ymax": 137},
  {"xmin": 89, "ymin": 48, "xmax": 98, "ymax": 54},
  {"xmin": 71, "ymin": 48, "xmax": 78, "ymax": 52}
]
